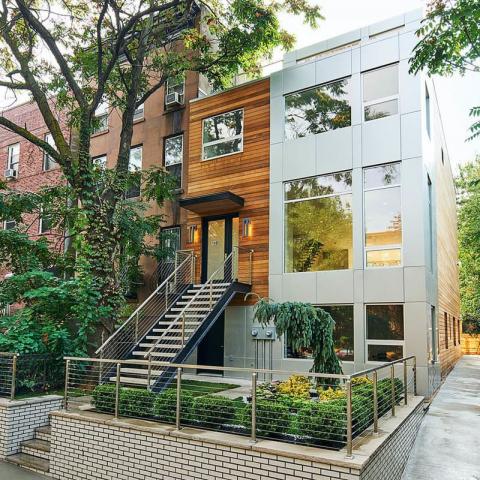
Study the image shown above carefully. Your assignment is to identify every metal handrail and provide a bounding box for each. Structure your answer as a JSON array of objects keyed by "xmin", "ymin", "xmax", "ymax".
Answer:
[
  {"xmin": 143, "ymin": 251, "xmax": 236, "ymax": 358},
  {"xmin": 95, "ymin": 252, "xmax": 194, "ymax": 355}
]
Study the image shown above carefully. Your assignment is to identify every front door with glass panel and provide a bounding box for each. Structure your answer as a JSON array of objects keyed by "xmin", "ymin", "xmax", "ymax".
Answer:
[{"xmin": 202, "ymin": 215, "xmax": 239, "ymax": 282}]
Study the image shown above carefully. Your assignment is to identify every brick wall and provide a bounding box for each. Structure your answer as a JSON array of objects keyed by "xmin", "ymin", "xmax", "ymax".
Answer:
[
  {"xmin": 49, "ymin": 398, "xmax": 425, "ymax": 480},
  {"xmin": 0, "ymin": 395, "xmax": 63, "ymax": 458}
]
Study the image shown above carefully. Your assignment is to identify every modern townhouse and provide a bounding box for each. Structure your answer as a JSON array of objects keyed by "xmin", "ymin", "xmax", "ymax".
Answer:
[{"xmin": 170, "ymin": 8, "xmax": 461, "ymax": 396}]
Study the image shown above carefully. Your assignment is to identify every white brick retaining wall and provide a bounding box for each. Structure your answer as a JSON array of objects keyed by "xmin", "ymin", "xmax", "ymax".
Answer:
[
  {"xmin": 0, "ymin": 395, "xmax": 63, "ymax": 458},
  {"xmin": 49, "ymin": 397, "xmax": 425, "ymax": 480}
]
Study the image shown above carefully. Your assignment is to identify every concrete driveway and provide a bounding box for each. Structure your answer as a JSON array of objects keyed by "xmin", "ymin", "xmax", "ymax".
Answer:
[
  {"xmin": 0, "ymin": 461, "xmax": 47, "ymax": 479},
  {"xmin": 402, "ymin": 355, "xmax": 480, "ymax": 480}
]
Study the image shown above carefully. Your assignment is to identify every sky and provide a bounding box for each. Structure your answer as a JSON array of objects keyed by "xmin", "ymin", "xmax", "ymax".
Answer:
[{"xmin": 277, "ymin": 0, "xmax": 480, "ymax": 171}]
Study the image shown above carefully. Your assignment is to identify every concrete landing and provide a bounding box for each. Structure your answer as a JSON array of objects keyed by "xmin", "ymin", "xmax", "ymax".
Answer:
[
  {"xmin": 402, "ymin": 356, "xmax": 480, "ymax": 480},
  {"xmin": 0, "ymin": 461, "xmax": 47, "ymax": 479}
]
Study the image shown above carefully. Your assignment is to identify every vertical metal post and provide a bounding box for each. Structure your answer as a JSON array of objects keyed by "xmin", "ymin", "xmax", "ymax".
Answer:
[
  {"xmin": 98, "ymin": 332, "xmax": 104, "ymax": 384},
  {"xmin": 251, "ymin": 372, "xmax": 257, "ymax": 443},
  {"xmin": 249, "ymin": 250, "xmax": 253, "ymax": 285},
  {"xmin": 181, "ymin": 313, "xmax": 186, "ymax": 347},
  {"xmin": 64, "ymin": 359, "xmax": 70, "ymax": 410},
  {"xmin": 135, "ymin": 312, "xmax": 139, "ymax": 343},
  {"xmin": 391, "ymin": 364, "xmax": 396, "ymax": 417},
  {"xmin": 10, "ymin": 354, "xmax": 17, "ymax": 401},
  {"xmin": 115, "ymin": 363, "xmax": 121, "ymax": 419},
  {"xmin": 176, "ymin": 367, "xmax": 182, "ymax": 430},
  {"xmin": 190, "ymin": 252, "xmax": 195, "ymax": 281},
  {"xmin": 413, "ymin": 356, "xmax": 417, "ymax": 396},
  {"xmin": 147, "ymin": 354, "xmax": 152, "ymax": 391},
  {"xmin": 346, "ymin": 379, "xmax": 353, "ymax": 458},
  {"xmin": 403, "ymin": 359, "xmax": 408, "ymax": 405},
  {"xmin": 373, "ymin": 371, "xmax": 378, "ymax": 434}
]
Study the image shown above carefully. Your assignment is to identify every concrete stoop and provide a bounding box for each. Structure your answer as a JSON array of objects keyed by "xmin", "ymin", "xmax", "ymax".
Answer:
[{"xmin": 6, "ymin": 425, "xmax": 51, "ymax": 475}]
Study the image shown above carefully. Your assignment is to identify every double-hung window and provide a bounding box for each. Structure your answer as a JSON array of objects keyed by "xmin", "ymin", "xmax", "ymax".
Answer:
[
  {"xmin": 165, "ymin": 76, "xmax": 185, "ymax": 105},
  {"xmin": 43, "ymin": 133, "xmax": 56, "ymax": 171},
  {"xmin": 366, "ymin": 304, "xmax": 404, "ymax": 362},
  {"xmin": 92, "ymin": 155, "xmax": 107, "ymax": 169},
  {"xmin": 7, "ymin": 143, "xmax": 20, "ymax": 174},
  {"xmin": 93, "ymin": 101, "xmax": 108, "ymax": 134},
  {"xmin": 4, "ymin": 219, "xmax": 16, "ymax": 230},
  {"xmin": 164, "ymin": 134, "xmax": 183, "ymax": 188},
  {"xmin": 284, "ymin": 171, "xmax": 353, "ymax": 272},
  {"xmin": 126, "ymin": 146, "xmax": 142, "ymax": 199},
  {"xmin": 133, "ymin": 103, "xmax": 144, "ymax": 121},
  {"xmin": 39, "ymin": 207, "xmax": 52, "ymax": 234},
  {"xmin": 363, "ymin": 63, "xmax": 399, "ymax": 121},
  {"xmin": 363, "ymin": 163, "xmax": 402, "ymax": 267},
  {"xmin": 202, "ymin": 109, "xmax": 244, "ymax": 160},
  {"xmin": 284, "ymin": 77, "xmax": 352, "ymax": 139}
]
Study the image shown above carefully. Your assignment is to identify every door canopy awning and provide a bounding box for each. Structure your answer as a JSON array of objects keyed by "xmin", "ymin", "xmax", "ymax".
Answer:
[{"xmin": 179, "ymin": 191, "xmax": 244, "ymax": 216}]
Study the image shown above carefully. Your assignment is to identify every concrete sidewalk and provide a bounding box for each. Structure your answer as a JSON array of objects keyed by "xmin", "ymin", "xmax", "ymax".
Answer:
[
  {"xmin": 402, "ymin": 356, "xmax": 480, "ymax": 480},
  {"xmin": 0, "ymin": 461, "xmax": 47, "ymax": 479}
]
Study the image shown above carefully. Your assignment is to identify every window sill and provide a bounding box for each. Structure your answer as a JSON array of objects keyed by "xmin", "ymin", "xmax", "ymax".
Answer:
[
  {"xmin": 201, "ymin": 150, "xmax": 243, "ymax": 162},
  {"xmin": 133, "ymin": 117, "xmax": 145, "ymax": 125},
  {"xmin": 91, "ymin": 129, "xmax": 109, "ymax": 138},
  {"xmin": 163, "ymin": 104, "xmax": 185, "ymax": 114}
]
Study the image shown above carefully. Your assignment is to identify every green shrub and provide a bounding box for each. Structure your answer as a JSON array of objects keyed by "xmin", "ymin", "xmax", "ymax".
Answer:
[
  {"xmin": 192, "ymin": 395, "xmax": 238, "ymax": 427},
  {"xmin": 92, "ymin": 383, "xmax": 116, "ymax": 413},
  {"xmin": 241, "ymin": 400, "xmax": 291, "ymax": 436},
  {"xmin": 119, "ymin": 388, "xmax": 156, "ymax": 418},
  {"xmin": 377, "ymin": 378, "xmax": 403, "ymax": 415},
  {"xmin": 295, "ymin": 399, "xmax": 346, "ymax": 445},
  {"xmin": 153, "ymin": 389, "xmax": 194, "ymax": 424}
]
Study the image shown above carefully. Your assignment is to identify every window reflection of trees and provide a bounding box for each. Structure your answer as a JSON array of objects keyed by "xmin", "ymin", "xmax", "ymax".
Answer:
[
  {"xmin": 285, "ymin": 78, "xmax": 352, "ymax": 139},
  {"xmin": 367, "ymin": 305, "xmax": 404, "ymax": 340},
  {"xmin": 285, "ymin": 171, "xmax": 352, "ymax": 200},
  {"xmin": 203, "ymin": 109, "xmax": 243, "ymax": 159}
]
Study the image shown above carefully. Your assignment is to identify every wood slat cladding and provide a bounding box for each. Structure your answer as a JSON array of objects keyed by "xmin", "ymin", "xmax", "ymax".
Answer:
[{"xmin": 186, "ymin": 79, "xmax": 270, "ymax": 304}]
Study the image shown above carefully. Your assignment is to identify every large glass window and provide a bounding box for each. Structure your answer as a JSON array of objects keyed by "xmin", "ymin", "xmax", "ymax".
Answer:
[
  {"xmin": 363, "ymin": 64, "xmax": 399, "ymax": 121},
  {"xmin": 284, "ymin": 171, "xmax": 352, "ymax": 272},
  {"xmin": 202, "ymin": 109, "xmax": 243, "ymax": 160},
  {"xmin": 43, "ymin": 133, "xmax": 57, "ymax": 171},
  {"xmin": 126, "ymin": 146, "xmax": 142, "ymax": 199},
  {"xmin": 285, "ymin": 77, "xmax": 352, "ymax": 140},
  {"xmin": 164, "ymin": 134, "xmax": 183, "ymax": 188},
  {"xmin": 366, "ymin": 304, "xmax": 404, "ymax": 362},
  {"xmin": 7, "ymin": 143, "xmax": 19, "ymax": 173},
  {"xmin": 363, "ymin": 163, "xmax": 402, "ymax": 267},
  {"xmin": 286, "ymin": 305, "xmax": 354, "ymax": 362}
]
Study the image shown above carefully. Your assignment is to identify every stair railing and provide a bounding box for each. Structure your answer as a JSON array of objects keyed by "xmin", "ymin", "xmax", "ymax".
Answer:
[
  {"xmin": 143, "ymin": 250, "xmax": 236, "ymax": 360},
  {"xmin": 95, "ymin": 250, "xmax": 194, "ymax": 361}
]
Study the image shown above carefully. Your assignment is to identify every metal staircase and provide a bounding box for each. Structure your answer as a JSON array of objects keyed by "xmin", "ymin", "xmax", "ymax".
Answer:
[{"xmin": 96, "ymin": 247, "xmax": 252, "ymax": 391}]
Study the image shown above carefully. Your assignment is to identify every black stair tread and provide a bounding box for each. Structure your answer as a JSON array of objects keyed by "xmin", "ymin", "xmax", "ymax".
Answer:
[
  {"xmin": 35, "ymin": 425, "xmax": 51, "ymax": 435},
  {"xmin": 6, "ymin": 453, "xmax": 49, "ymax": 473},
  {"xmin": 21, "ymin": 439, "xmax": 51, "ymax": 453}
]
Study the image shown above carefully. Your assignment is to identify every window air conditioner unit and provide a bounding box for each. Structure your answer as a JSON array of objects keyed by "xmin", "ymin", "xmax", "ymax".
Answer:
[
  {"xmin": 165, "ymin": 92, "xmax": 183, "ymax": 107},
  {"xmin": 4, "ymin": 169, "xmax": 17, "ymax": 179}
]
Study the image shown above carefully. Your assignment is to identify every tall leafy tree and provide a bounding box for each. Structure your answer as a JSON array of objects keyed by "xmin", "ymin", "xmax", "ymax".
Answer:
[
  {"xmin": 0, "ymin": 0, "xmax": 322, "ymax": 336},
  {"xmin": 409, "ymin": 0, "xmax": 480, "ymax": 139},
  {"xmin": 456, "ymin": 157, "xmax": 480, "ymax": 334}
]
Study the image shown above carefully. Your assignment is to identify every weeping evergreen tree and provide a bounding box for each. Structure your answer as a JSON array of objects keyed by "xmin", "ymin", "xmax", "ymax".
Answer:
[{"xmin": 253, "ymin": 298, "xmax": 342, "ymax": 379}]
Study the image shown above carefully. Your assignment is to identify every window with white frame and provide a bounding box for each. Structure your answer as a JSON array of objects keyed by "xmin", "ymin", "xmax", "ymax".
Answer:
[
  {"xmin": 363, "ymin": 162, "xmax": 402, "ymax": 267},
  {"xmin": 202, "ymin": 109, "xmax": 244, "ymax": 160},
  {"xmin": 133, "ymin": 103, "xmax": 144, "ymax": 121},
  {"xmin": 7, "ymin": 143, "xmax": 20, "ymax": 173},
  {"xmin": 92, "ymin": 154, "xmax": 107, "ymax": 169},
  {"xmin": 125, "ymin": 146, "xmax": 142, "ymax": 198},
  {"xmin": 4, "ymin": 219, "xmax": 16, "ymax": 230},
  {"xmin": 362, "ymin": 63, "xmax": 399, "ymax": 121},
  {"xmin": 39, "ymin": 208, "xmax": 52, "ymax": 234},
  {"xmin": 164, "ymin": 134, "xmax": 183, "ymax": 188},
  {"xmin": 93, "ymin": 101, "xmax": 108, "ymax": 134},
  {"xmin": 165, "ymin": 76, "xmax": 185, "ymax": 105},
  {"xmin": 366, "ymin": 304, "xmax": 404, "ymax": 362},
  {"xmin": 43, "ymin": 133, "xmax": 57, "ymax": 171}
]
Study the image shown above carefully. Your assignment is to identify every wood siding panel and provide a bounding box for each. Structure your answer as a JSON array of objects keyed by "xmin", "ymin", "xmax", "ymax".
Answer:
[{"xmin": 186, "ymin": 79, "xmax": 270, "ymax": 304}]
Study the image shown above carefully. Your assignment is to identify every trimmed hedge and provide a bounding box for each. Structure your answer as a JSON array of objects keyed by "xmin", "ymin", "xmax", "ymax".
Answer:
[
  {"xmin": 119, "ymin": 388, "xmax": 156, "ymax": 418},
  {"xmin": 153, "ymin": 389, "xmax": 194, "ymax": 424},
  {"xmin": 241, "ymin": 400, "xmax": 291, "ymax": 436},
  {"xmin": 192, "ymin": 395, "xmax": 239, "ymax": 427},
  {"xmin": 92, "ymin": 383, "xmax": 116, "ymax": 413}
]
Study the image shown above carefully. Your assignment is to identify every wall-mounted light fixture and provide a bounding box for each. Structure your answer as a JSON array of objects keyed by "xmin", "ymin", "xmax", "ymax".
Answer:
[
  {"xmin": 242, "ymin": 217, "xmax": 251, "ymax": 237},
  {"xmin": 187, "ymin": 224, "xmax": 197, "ymax": 243}
]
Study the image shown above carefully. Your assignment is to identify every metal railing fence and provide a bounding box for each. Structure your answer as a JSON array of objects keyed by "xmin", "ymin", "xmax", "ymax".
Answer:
[
  {"xmin": 95, "ymin": 251, "xmax": 195, "ymax": 361},
  {"xmin": 64, "ymin": 355, "xmax": 416, "ymax": 457},
  {"xmin": 0, "ymin": 353, "xmax": 65, "ymax": 399}
]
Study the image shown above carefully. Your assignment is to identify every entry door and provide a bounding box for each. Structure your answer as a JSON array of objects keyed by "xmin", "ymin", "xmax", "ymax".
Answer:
[{"xmin": 202, "ymin": 215, "xmax": 239, "ymax": 282}]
